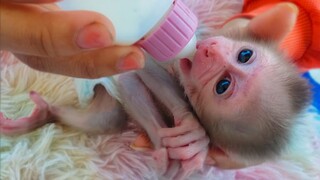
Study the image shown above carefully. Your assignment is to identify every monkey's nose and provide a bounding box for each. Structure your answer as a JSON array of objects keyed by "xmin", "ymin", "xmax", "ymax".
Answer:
[
  {"xmin": 196, "ymin": 42, "xmax": 200, "ymax": 49},
  {"xmin": 205, "ymin": 44, "xmax": 218, "ymax": 58}
]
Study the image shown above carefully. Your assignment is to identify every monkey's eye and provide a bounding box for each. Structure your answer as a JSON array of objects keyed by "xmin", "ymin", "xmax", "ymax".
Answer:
[
  {"xmin": 216, "ymin": 79, "xmax": 231, "ymax": 94},
  {"xmin": 238, "ymin": 49, "xmax": 253, "ymax": 63}
]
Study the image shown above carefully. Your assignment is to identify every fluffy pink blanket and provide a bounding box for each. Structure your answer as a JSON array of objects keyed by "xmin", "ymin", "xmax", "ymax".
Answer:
[{"xmin": 1, "ymin": 0, "xmax": 320, "ymax": 179}]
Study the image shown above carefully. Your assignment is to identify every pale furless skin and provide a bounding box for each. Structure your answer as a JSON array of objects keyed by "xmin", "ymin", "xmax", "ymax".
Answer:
[
  {"xmin": 0, "ymin": 3, "xmax": 311, "ymax": 178},
  {"xmin": 0, "ymin": 59, "xmax": 210, "ymax": 179}
]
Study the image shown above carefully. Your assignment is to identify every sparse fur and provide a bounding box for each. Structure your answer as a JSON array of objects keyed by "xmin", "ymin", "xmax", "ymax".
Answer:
[{"xmin": 197, "ymin": 27, "xmax": 312, "ymax": 162}]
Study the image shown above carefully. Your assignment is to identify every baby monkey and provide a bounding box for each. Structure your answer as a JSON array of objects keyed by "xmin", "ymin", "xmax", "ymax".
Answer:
[{"xmin": 0, "ymin": 3, "xmax": 311, "ymax": 179}]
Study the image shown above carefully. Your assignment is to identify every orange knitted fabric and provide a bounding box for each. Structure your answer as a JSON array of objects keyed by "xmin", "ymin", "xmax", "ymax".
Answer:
[{"xmin": 229, "ymin": 0, "xmax": 320, "ymax": 71}]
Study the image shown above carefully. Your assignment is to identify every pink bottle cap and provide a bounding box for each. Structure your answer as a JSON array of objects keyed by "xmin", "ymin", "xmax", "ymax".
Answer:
[{"xmin": 138, "ymin": 0, "xmax": 198, "ymax": 62}]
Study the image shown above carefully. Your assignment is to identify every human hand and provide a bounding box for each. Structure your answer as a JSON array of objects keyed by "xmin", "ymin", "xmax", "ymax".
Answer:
[{"xmin": 0, "ymin": 0, "xmax": 145, "ymax": 78}]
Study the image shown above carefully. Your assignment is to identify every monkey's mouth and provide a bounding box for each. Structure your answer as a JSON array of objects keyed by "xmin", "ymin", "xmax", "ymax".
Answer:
[{"xmin": 179, "ymin": 58, "xmax": 192, "ymax": 76}]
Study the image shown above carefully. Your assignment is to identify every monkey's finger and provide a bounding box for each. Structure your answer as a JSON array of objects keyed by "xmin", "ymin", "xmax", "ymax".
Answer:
[
  {"xmin": 15, "ymin": 45, "xmax": 145, "ymax": 78},
  {"xmin": 29, "ymin": 91, "xmax": 49, "ymax": 112},
  {"xmin": 162, "ymin": 128, "xmax": 206, "ymax": 148},
  {"xmin": 162, "ymin": 160, "xmax": 181, "ymax": 180},
  {"xmin": 158, "ymin": 118, "xmax": 200, "ymax": 138},
  {"xmin": 152, "ymin": 148, "xmax": 169, "ymax": 175},
  {"xmin": 181, "ymin": 148, "xmax": 207, "ymax": 171},
  {"xmin": 1, "ymin": 3, "xmax": 115, "ymax": 57},
  {"xmin": 168, "ymin": 137, "xmax": 209, "ymax": 160},
  {"xmin": 175, "ymin": 148, "xmax": 208, "ymax": 179}
]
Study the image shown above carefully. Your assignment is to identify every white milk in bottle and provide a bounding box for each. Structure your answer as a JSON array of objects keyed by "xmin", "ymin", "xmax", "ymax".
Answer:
[{"xmin": 58, "ymin": 0, "xmax": 198, "ymax": 62}]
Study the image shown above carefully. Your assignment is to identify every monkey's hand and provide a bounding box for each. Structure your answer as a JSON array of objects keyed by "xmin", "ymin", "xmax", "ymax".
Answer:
[
  {"xmin": 152, "ymin": 146, "xmax": 208, "ymax": 180},
  {"xmin": 0, "ymin": 91, "xmax": 53, "ymax": 136},
  {"xmin": 158, "ymin": 113, "xmax": 210, "ymax": 178}
]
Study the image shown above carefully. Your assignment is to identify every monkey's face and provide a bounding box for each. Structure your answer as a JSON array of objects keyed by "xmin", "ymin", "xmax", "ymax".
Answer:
[
  {"xmin": 178, "ymin": 36, "xmax": 310, "ymax": 162},
  {"xmin": 179, "ymin": 36, "xmax": 274, "ymax": 122}
]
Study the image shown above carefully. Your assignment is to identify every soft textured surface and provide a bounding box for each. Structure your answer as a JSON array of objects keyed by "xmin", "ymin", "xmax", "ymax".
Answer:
[{"xmin": 1, "ymin": 0, "xmax": 320, "ymax": 179}]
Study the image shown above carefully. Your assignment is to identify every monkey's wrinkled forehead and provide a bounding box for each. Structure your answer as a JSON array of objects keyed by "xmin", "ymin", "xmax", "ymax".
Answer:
[{"xmin": 218, "ymin": 26, "xmax": 279, "ymax": 50}]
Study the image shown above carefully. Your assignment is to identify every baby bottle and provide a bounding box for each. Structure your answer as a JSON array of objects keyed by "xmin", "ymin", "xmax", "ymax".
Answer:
[{"xmin": 58, "ymin": 0, "xmax": 198, "ymax": 62}]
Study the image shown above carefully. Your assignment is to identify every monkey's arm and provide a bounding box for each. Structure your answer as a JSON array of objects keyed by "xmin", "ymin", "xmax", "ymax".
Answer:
[
  {"xmin": 136, "ymin": 60, "xmax": 210, "ymax": 177},
  {"xmin": 117, "ymin": 72, "xmax": 166, "ymax": 148},
  {"xmin": 117, "ymin": 70, "xmax": 210, "ymax": 179},
  {"xmin": 0, "ymin": 91, "xmax": 54, "ymax": 135},
  {"xmin": 117, "ymin": 72, "xmax": 184, "ymax": 178}
]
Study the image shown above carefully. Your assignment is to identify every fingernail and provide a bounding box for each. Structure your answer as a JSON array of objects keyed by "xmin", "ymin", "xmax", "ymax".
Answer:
[
  {"xmin": 76, "ymin": 23, "xmax": 113, "ymax": 49},
  {"xmin": 279, "ymin": 3, "xmax": 299, "ymax": 14},
  {"xmin": 117, "ymin": 52, "xmax": 145, "ymax": 72},
  {"xmin": 287, "ymin": 3, "xmax": 299, "ymax": 13}
]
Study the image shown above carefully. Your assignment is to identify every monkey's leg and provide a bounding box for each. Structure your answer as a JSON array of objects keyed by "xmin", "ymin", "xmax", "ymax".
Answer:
[
  {"xmin": 52, "ymin": 84, "xmax": 127, "ymax": 134},
  {"xmin": 117, "ymin": 72, "xmax": 177, "ymax": 175},
  {"xmin": 137, "ymin": 60, "xmax": 210, "ymax": 178},
  {"xmin": 0, "ymin": 85, "xmax": 127, "ymax": 135}
]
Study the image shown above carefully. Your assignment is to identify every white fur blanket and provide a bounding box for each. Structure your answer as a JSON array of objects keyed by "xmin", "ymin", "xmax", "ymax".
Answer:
[{"xmin": 1, "ymin": 0, "xmax": 320, "ymax": 179}]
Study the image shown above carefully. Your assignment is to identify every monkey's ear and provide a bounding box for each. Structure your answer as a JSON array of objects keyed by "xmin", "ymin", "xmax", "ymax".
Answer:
[
  {"xmin": 247, "ymin": 3, "xmax": 298, "ymax": 43},
  {"xmin": 207, "ymin": 147, "xmax": 261, "ymax": 169}
]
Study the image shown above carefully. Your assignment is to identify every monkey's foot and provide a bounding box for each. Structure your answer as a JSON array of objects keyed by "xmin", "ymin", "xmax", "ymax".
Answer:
[
  {"xmin": 175, "ymin": 148, "xmax": 208, "ymax": 179},
  {"xmin": 131, "ymin": 132, "xmax": 209, "ymax": 179},
  {"xmin": 131, "ymin": 118, "xmax": 209, "ymax": 160},
  {"xmin": 130, "ymin": 114, "xmax": 210, "ymax": 178},
  {"xmin": 0, "ymin": 91, "xmax": 52, "ymax": 136},
  {"xmin": 152, "ymin": 148, "xmax": 170, "ymax": 175},
  {"xmin": 130, "ymin": 132, "xmax": 153, "ymax": 151},
  {"xmin": 131, "ymin": 143, "xmax": 176, "ymax": 178},
  {"xmin": 154, "ymin": 148, "xmax": 209, "ymax": 180}
]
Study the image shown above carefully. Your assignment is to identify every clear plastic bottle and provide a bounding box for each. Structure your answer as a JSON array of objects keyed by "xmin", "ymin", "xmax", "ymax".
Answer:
[{"xmin": 58, "ymin": 0, "xmax": 198, "ymax": 62}]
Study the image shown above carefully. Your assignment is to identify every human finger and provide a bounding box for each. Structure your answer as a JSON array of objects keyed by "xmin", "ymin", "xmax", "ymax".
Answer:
[
  {"xmin": 2, "ymin": 0, "xmax": 60, "ymax": 4},
  {"xmin": 15, "ymin": 45, "xmax": 145, "ymax": 78},
  {"xmin": 1, "ymin": 3, "xmax": 115, "ymax": 57},
  {"xmin": 40, "ymin": 3, "xmax": 60, "ymax": 10}
]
